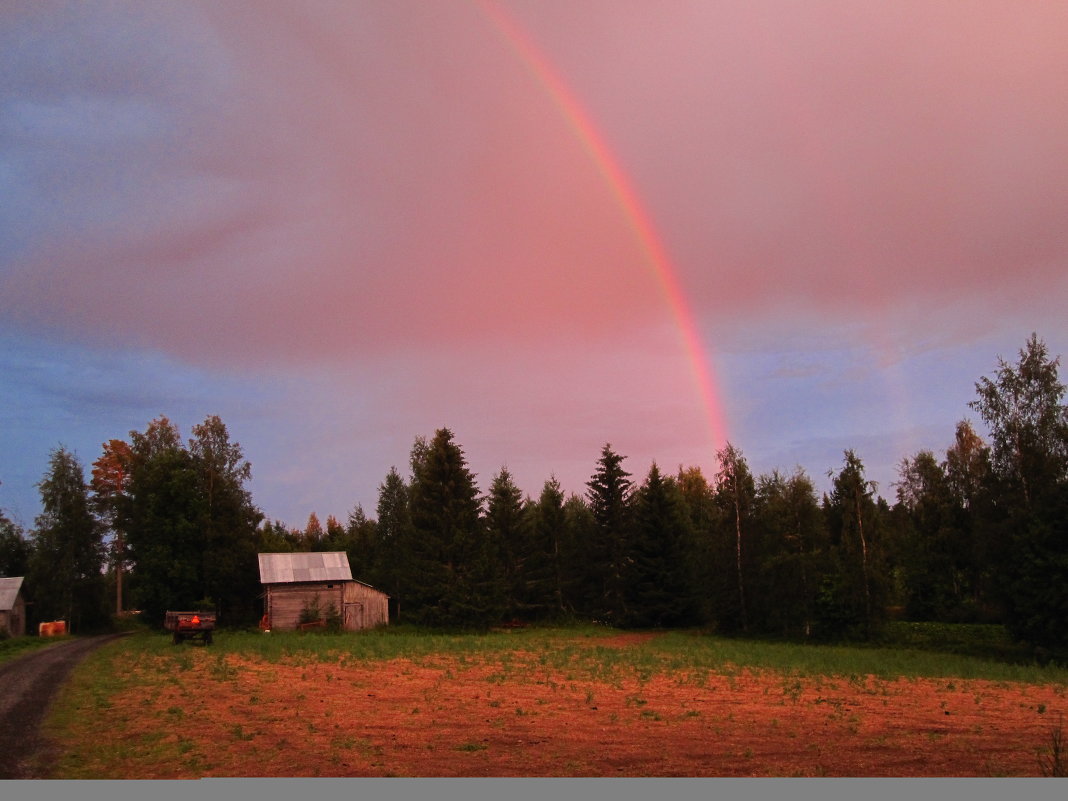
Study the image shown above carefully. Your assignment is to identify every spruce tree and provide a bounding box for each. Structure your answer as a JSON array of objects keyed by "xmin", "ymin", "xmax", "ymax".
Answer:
[
  {"xmin": 676, "ymin": 466, "xmax": 717, "ymax": 626},
  {"xmin": 532, "ymin": 477, "xmax": 572, "ymax": 619},
  {"xmin": 407, "ymin": 429, "xmax": 503, "ymax": 627},
  {"xmin": 585, "ymin": 444, "xmax": 633, "ymax": 624},
  {"xmin": 485, "ymin": 468, "xmax": 539, "ymax": 620},
  {"xmin": 375, "ymin": 467, "xmax": 413, "ymax": 621},
  {"xmin": 341, "ymin": 506, "xmax": 378, "ymax": 583},
  {"xmin": 626, "ymin": 463, "xmax": 692, "ymax": 628},
  {"xmin": 562, "ymin": 493, "xmax": 597, "ymax": 617}
]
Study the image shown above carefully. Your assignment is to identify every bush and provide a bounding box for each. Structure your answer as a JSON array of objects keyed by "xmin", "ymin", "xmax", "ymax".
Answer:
[{"xmin": 299, "ymin": 594, "xmax": 324, "ymax": 626}]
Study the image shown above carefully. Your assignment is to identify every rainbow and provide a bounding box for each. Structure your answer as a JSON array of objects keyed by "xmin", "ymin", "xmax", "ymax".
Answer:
[{"xmin": 477, "ymin": 0, "xmax": 729, "ymax": 453}]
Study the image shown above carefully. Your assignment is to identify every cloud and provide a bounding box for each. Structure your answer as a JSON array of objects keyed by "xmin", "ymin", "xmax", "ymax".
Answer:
[
  {"xmin": 506, "ymin": 1, "xmax": 1068, "ymax": 321},
  {"xmin": 2, "ymin": 1, "xmax": 1066, "ymax": 526},
  {"xmin": 3, "ymin": 1, "xmax": 1066, "ymax": 373}
]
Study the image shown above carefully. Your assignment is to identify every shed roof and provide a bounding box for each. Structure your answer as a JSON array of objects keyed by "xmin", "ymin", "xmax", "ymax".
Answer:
[
  {"xmin": 258, "ymin": 552, "xmax": 353, "ymax": 585},
  {"xmin": 0, "ymin": 576, "xmax": 24, "ymax": 611}
]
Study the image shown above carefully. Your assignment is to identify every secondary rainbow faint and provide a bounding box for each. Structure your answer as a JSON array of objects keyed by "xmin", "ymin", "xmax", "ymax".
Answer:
[{"xmin": 477, "ymin": 0, "xmax": 729, "ymax": 453}]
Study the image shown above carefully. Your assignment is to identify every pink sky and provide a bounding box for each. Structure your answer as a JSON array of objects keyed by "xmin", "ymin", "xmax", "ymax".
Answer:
[{"xmin": 2, "ymin": 1, "xmax": 1067, "ymax": 525}]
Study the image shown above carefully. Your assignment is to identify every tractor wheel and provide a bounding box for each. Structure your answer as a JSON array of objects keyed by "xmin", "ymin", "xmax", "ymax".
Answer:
[
  {"xmin": 173, "ymin": 631, "xmax": 181, "ymax": 645},
  {"xmin": 205, "ymin": 631, "xmax": 213, "ymax": 645}
]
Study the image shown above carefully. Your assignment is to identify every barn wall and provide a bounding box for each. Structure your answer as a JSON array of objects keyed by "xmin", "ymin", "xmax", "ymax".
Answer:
[
  {"xmin": 0, "ymin": 595, "xmax": 25, "ymax": 637},
  {"xmin": 342, "ymin": 582, "xmax": 390, "ymax": 629},
  {"xmin": 264, "ymin": 582, "xmax": 389, "ymax": 631},
  {"xmin": 265, "ymin": 583, "xmax": 345, "ymax": 631}
]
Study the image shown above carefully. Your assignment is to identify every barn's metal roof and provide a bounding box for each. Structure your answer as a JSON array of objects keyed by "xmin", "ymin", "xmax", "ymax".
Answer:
[
  {"xmin": 0, "ymin": 576, "xmax": 24, "ymax": 611},
  {"xmin": 258, "ymin": 552, "xmax": 353, "ymax": 584}
]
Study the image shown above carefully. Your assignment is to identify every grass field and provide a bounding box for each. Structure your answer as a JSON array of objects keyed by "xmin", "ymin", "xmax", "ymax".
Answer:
[{"xmin": 38, "ymin": 623, "xmax": 1068, "ymax": 777}]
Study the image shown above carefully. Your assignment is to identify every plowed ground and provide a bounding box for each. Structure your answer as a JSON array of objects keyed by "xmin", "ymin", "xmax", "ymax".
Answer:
[{"xmin": 51, "ymin": 632, "xmax": 1066, "ymax": 777}]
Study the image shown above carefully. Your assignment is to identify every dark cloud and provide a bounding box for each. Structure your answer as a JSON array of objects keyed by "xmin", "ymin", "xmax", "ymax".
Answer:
[{"xmin": 1, "ymin": 2, "xmax": 1066, "ymax": 524}]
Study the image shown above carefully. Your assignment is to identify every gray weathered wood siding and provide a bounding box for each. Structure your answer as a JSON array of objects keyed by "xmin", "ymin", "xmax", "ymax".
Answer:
[
  {"xmin": 0, "ymin": 593, "xmax": 26, "ymax": 637},
  {"xmin": 265, "ymin": 582, "xmax": 345, "ymax": 631},
  {"xmin": 264, "ymin": 581, "xmax": 388, "ymax": 631},
  {"xmin": 341, "ymin": 581, "xmax": 389, "ymax": 629}
]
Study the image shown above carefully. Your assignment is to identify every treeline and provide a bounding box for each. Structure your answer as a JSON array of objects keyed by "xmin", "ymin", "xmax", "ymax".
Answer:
[
  {"xmin": 1, "ymin": 334, "xmax": 1066, "ymax": 650},
  {"xmin": 0, "ymin": 415, "xmax": 264, "ymax": 632}
]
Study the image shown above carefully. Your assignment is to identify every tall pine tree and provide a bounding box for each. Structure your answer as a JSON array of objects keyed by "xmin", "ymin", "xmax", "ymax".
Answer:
[
  {"xmin": 585, "ymin": 444, "xmax": 634, "ymax": 624},
  {"xmin": 626, "ymin": 463, "xmax": 693, "ymax": 628},
  {"xmin": 407, "ymin": 429, "xmax": 503, "ymax": 627},
  {"xmin": 375, "ymin": 467, "xmax": 413, "ymax": 621}
]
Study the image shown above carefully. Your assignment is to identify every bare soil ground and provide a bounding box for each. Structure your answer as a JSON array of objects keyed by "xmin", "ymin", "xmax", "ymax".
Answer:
[{"xmin": 58, "ymin": 632, "xmax": 1066, "ymax": 777}]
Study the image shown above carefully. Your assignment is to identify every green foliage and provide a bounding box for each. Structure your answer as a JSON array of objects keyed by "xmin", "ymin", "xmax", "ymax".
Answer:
[
  {"xmin": 298, "ymin": 594, "xmax": 342, "ymax": 633},
  {"xmin": 710, "ymin": 443, "xmax": 757, "ymax": 633},
  {"xmin": 189, "ymin": 415, "xmax": 263, "ymax": 623},
  {"xmin": 584, "ymin": 444, "xmax": 634, "ymax": 624},
  {"xmin": 18, "ymin": 335, "xmax": 1068, "ymax": 652},
  {"xmin": 123, "ymin": 431, "xmax": 205, "ymax": 623},
  {"xmin": 406, "ymin": 429, "xmax": 503, "ymax": 628},
  {"xmin": 117, "ymin": 415, "xmax": 262, "ymax": 626},
  {"xmin": 675, "ymin": 466, "xmax": 717, "ymax": 627},
  {"xmin": 625, "ymin": 464, "xmax": 694, "ymax": 628},
  {"xmin": 485, "ymin": 468, "xmax": 543, "ymax": 620},
  {"xmin": 0, "ymin": 511, "xmax": 30, "ymax": 578},
  {"xmin": 530, "ymin": 476, "xmax": 577, "ymax": 619},
  {"xmin": 257, "ymin": 519, "xmax": 299, "ymax": 553},
  {"xmin": 1038, "ymin": 715, "xmax": 1066, "ymax": 777},
  {"xmin": 336, "ymin": 506, "xmax": 377, "ymax": 583},
  {"xmin": 970, "ymin": 335, "xmax": 1068, "ymax": 648},
  {"xmin": 753, "ymin": 468, "xmax": 826, "ymax": 637},
  {"xmin": 821, "ymin": 450, "xmax": 888, "ymax": 639},
  {"xmin": 374, "ymin": 467, "xmax": 413, "ymax": 619},
  {"xmin": 971, "ymin": 333, "xmax": 1068, "ymax": 509},
  {"xmin": 30, "ymin": 447, "xmax": 109, "ymax": 632},
  {"xmin": 893, "ymin": 450, "xmax": 972, "ymax": 621},
  {"xmin": 0, "ymin": 636, "xmax": 60, "ymax": 665}
]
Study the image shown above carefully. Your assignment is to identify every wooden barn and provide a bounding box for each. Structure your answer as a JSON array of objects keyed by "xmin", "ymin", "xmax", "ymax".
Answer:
[
  {"xmin": 0, "ymin": 577, "xmax": 26, "ymax": 637},
  {"xmin": 258, "ymin": 552, "xmax": 389, "ymax": 632}
]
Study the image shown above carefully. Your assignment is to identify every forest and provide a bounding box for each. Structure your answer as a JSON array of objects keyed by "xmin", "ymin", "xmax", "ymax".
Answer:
[{"xmin": 2, "ymin": 334, "xmax": 1067, "ymax": 651}]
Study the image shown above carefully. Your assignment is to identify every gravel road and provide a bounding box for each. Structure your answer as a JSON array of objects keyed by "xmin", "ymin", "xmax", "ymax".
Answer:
[{"xmin": 0, "ymin": 634, "xmax": 128, "ymax": 779}]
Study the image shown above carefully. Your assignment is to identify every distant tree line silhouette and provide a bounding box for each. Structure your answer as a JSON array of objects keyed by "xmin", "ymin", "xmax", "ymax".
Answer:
[{"xmin": 2, "ymin": 334, "xmax": 1066, "ymax": 651}]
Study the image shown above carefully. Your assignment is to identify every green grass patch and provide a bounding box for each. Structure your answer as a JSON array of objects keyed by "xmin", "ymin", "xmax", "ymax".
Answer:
[
  {"xmin": 645, "ymin": 628, "xmax": 1068, "ymax": 684},
  {"xmin": 455, "ymin": 742, "xmax": 488, "ymax": 752},
  {"xmin": 0, "ymin": 635, "xmax": 66, "ymax": 666},
  {"xmin": 68, "ymin": 623, "xmax": 1068, "ymax": 687},
  {"xmin": 41, "ymin": 636, "xmax": 190, "ymax": 779}
]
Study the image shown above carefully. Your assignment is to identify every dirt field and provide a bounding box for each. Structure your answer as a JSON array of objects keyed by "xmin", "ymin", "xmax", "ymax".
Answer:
[{"xmin": 56, "ymin": 632, "xmax": 1066, "ymax": 777}]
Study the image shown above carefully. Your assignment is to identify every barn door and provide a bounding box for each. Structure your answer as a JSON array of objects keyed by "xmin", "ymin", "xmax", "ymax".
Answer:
[{"xmin": 343, "ymin": 602, "xmax": 362, "ymax": 631}]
